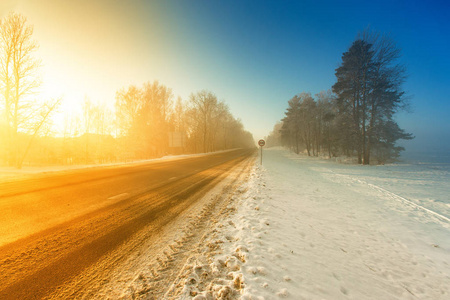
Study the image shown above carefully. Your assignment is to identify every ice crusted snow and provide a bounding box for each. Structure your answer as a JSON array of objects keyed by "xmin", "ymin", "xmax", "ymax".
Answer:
[{"xmin": 181, "ymin": 148, "xmax": 449, "ymax": 299}]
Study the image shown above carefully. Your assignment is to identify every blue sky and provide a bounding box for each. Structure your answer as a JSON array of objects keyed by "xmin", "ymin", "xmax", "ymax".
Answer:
[
  {"xmin": 159, "ymin": 0, "xmax": 450, "ymax": 151},
  {"xmin": 6, "ymin": 0, "xmax": 450, "ymax": 152}
]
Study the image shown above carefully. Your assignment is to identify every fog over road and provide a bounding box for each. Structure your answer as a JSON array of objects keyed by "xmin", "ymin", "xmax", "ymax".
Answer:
[{"xmin": 0, "ymin": 149, "xmax": 254, "ymax": 299}]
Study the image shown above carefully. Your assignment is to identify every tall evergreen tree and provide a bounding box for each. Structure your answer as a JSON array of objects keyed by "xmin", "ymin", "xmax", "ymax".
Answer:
[{"xmin": 333, "ymin": 31, "xmax": 412, "ymax": 164}]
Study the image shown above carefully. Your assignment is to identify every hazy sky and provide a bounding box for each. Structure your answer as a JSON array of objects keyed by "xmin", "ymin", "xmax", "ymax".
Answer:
[{"xmin": 1, "ymin": 0, "xmax": 449, "ymax": 151}]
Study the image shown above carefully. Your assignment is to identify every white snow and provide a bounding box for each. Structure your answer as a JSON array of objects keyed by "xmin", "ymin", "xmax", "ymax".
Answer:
[{"xmin": 181, "ymin": 148, "xmax": 450, "ymax": 299}]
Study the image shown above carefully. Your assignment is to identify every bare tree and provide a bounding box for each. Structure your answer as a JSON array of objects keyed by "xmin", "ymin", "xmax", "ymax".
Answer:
[
  {"xmin": 188, "ymin": 90, "xmax": 218, "ymax": 153},
  {"xmin": 0, "ymin": 12, "xmax": 60, "ymax": 168},
  {"xmin": 115, "ymin": 85, "xmax": 254, "ymax": 157},
  {"xmin": 17, "ymin": 98, "xmax": 61, "ymax": 168},
  {"xmin": 115, "ymin": 81, "xmax": 175, "ymax": 159},
  {"xmin": 186, "ymin": 90, "xmax": 254, "ymax": 153},
  {"xmin": 115, "ymin": 85, "xmax": 142, "ymax": 137},
  {"xmin": 142, "ymin": 81, "xmax": 173, "ymax": 156}
]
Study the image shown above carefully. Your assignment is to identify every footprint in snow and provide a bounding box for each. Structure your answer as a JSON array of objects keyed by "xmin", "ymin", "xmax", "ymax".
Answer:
[
  {"xmin": 332, "ymin": 272, "xmax": 342, "ymax": 281},
  {"xmin": 340, "ymin": 286, "xmax": 349, "ymax": 295},
  {"xmin": 277, "ymin": 288, "xmax": 289, "ymax": 297}
]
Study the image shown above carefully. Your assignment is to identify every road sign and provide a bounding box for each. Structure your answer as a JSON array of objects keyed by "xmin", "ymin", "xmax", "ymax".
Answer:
[{"xmin": 258, "ymin": 139, "xmax": 265, "ymax": 165}]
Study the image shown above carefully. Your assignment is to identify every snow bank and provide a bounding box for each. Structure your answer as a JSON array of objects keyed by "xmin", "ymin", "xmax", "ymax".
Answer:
[{"xmin": 180, "ymin": 148, "xmax": 450, "ymax": 299}]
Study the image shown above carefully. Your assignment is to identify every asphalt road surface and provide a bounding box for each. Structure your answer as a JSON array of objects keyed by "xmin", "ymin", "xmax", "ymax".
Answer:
[{"xmin": 0, "ymin": 149, "xmax": 254, "ymax": 299}]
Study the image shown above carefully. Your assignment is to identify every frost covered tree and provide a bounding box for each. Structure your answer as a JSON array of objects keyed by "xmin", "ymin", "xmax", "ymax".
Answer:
[
  {"xmin": 281, "ymin": 91, "xmax": 337, "ymax": 157},
  {"xmin": 265, "ymin": 121, "xmax": 283, "ymax": 148},
  {"xmin": 281, "ymin": 94, "xmax": 302, "ymax": 154}
]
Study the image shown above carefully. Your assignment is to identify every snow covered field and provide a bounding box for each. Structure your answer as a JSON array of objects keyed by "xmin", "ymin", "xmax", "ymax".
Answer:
[{"xmin": 181, "ymin": 148, "xmax": 449, "ymax": 299}]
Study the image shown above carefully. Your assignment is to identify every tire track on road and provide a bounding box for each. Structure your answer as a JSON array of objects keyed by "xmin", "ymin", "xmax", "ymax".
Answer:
[{"xmin": 0, "ymin": 150, "xmax": 254, "ymax": 299}]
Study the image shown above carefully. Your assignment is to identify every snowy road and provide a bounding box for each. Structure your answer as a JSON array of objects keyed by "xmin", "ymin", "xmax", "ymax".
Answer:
[
  {"xmin": 178, "ymin": 148, "xmax": 450, "ymax": 299},
  {"xmin": 0, "ymin": 149, "xmax": 254, "ymax": 299},
  {"xmin": 1, "ymin": 148, "xmax": 448, "ymax": 299}
]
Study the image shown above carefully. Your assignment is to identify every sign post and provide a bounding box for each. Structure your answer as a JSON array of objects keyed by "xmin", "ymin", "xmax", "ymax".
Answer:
[{"xmin": 258, "ymin": 139, "xmax": 265, "ymax": 165}]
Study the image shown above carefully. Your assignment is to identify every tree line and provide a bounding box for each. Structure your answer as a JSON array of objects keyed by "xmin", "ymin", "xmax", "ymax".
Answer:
[
  {"xmin": 267, "ymin": 30, "xmax": 413, "ymax": 164},
  {"xmin": 114, "ymin": 83, "xmax": 254, "ymax": 161},
  {"xmin": 0, "ymin": 13, "xmax": 254, "ymax": 168}
]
